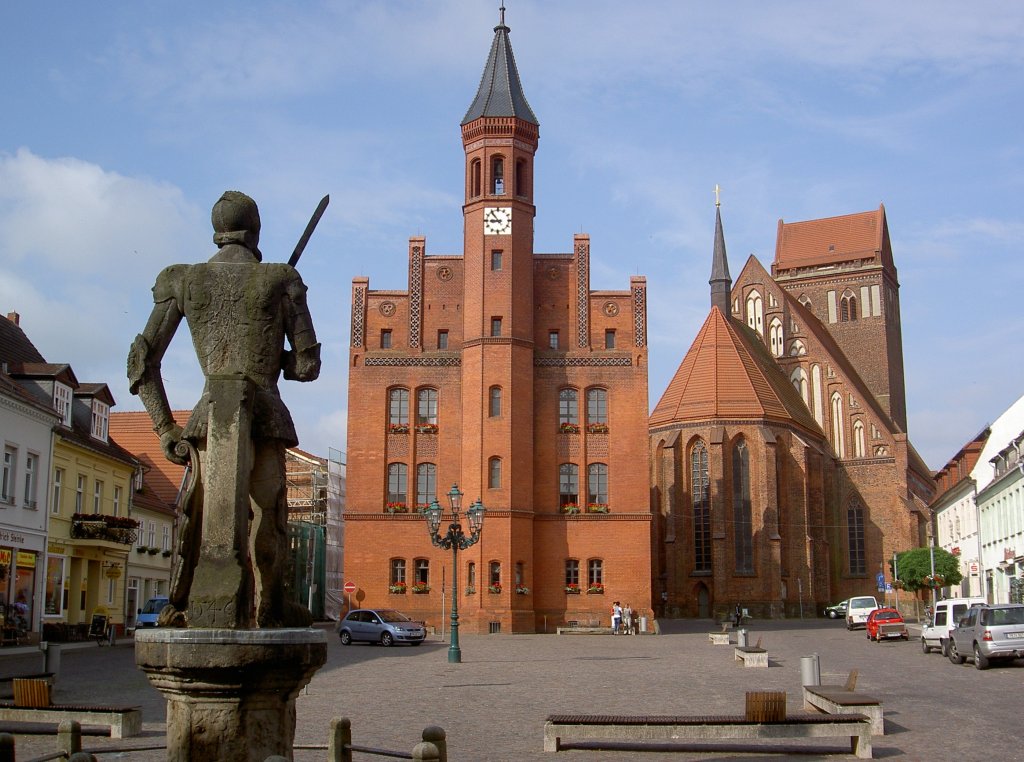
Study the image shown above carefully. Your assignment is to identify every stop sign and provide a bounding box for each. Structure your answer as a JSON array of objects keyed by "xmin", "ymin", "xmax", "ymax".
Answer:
[{"xmin": 343, "ymin": 581, "xmax": 357, "ymax": 594}]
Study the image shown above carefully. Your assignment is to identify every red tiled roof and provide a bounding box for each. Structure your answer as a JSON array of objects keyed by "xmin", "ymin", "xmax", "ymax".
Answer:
[
  {"xmin": 773, "ymin": 205, "xmax": 888, "ymax": 270},
  {"xmin": 649, "ymin": 306, "xmax": 820, "ymax": 434},
  {"xmin": 109, "ymin": 410, "xmax": 191, "ymax": 507}
]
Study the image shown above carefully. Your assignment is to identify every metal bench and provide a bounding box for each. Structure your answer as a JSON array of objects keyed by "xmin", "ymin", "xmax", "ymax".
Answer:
[{"xmin": 543, "ymin": 712, "xmax": 872, "ymax": 758}]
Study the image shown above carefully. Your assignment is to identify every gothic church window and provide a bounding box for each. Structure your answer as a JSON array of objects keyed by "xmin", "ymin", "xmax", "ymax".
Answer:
[
  {"xmin": 769, "ymin": 318, "xmax": 784, "ymax": 357},
  {"xmin": 811, "ymin": 365, "xmax": 824, "ymax": 425},
  {"xmin": 789, "ymin": 339, "xmax": 806, "ymax": 356},
  {"xmin": 745, "ymin": 290, "xmax": 764, "ymax": 336},
  {"xmin": 691, "ymin": 440, "xmax": 711, "ymax": 573},
  {"xmin": 840, "ymin": 290, "xmax": 858, "ymax": 322},
  {"xmin": 732, "ymin": 439, "xmax": 753, "ymax": 573},
  {"xmin": 853, "ymin": 420, "xmax": 866, "ymax": 458},
  {"xmin": 831, "ymin": 392, "xmax": 846, "ymax": 457},
  {"xmin": 847, "ymin": 501, "xmax": 866, "ymax": 574},
  {"xmin": 791, "ymin": 367, "xmax": 809, "ymax": 406}
]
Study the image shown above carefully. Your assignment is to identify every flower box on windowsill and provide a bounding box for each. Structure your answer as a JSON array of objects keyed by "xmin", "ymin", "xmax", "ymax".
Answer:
[
  {"xmin": 385, "ymin": 503, "xmax": 408, "ymax": 514},
  {"xmin": 411, "ymin": 584, "xmax": 431, "ymax": 594},
  {"xmin": 388, "ymin": 424, "xmax": 410, "ymax": 434},
  {"xmin": 564, "ymin": 585, "xmax": 581, "ymax": 595},
  {"xmin": 162, "ymin": 550, "xmax": 172, "ymax": 558},
  {"xmin": 560, "ymin": 504, "xmax": 580, "ymax": 515},
  {"xmin": 147, "ymin": 547, "xmax": 159, "ymax": 555},
  {"xmin": 587, "ymin": 585, "xmax": 605, "ymax": 594},
  {"xmin": 586, "ymin": 423, "xmax": 610, "ymax": 434},
  {"xmin": 388, "ymin": 584, "xmax": 407, "ymax": 594},
  {"xmin": 515, "ymin": 585, "xmax": 530, "ymax": 595},
  {"xmin": 488, "ymin": 584, "xmax": 502, "ymax": 594},
  {"xmin": 414, "ymin": 423, "xmax": 439, "ymax": 434},
  {"xmin": 586, "ymin": 504, "xmax": 609, "ymax": 514},
  {"xmin": 558, "ymin": 423, "xmax": 580, "ymax": 434},
  {"xmin": 465, "ymin": 587, "xmax": 476, "ymax": 595}
]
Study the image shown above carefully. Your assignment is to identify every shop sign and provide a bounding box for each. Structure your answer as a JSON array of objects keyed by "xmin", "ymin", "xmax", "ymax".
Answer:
[
  {"xmin": 969, "ymin": 561, "xmax": 980, "ymax": 574},
  {"xmin": 0, "ymin": 549, "xmax": 10, "ymax": 566},
  {"xmin": 48, "ymin": 543, "xmax": 66, "ymax": 556},
  {"xmin": 16, "ymin": 551, "xmax": 35, "ymax": 568},
  {"xmin": 0, "ymin": 530, "xmax": 26, "ymax": 545},
  {"xmin": 104, "ymin": 565, "xmax": 122, "ymax": 579}
]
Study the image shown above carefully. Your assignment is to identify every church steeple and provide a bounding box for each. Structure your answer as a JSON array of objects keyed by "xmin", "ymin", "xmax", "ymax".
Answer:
[
  {"xmin": 709, "ymin": 189, "xmax": 732, "ymax": 313},
  {"xmin": 461, "ymin": 8, "xmax": 538, "ymax": 126}
]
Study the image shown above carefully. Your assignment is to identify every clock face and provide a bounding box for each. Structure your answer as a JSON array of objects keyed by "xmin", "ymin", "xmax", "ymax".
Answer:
[{"xmin": 483, "ymin": 207, "xmax": 512, "ymax": 235}]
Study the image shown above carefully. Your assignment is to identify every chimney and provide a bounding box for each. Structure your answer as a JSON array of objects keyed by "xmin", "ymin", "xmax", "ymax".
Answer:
[{"xmin": 6, "ymin": 312, "xmax": 19, "ymax": 326}]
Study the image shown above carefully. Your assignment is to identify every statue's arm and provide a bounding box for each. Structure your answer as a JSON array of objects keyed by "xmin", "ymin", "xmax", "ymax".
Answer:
[
  {"xmin": 128, "ymin": 268, "xmax": 187, "ymax": 464},
  {"xmin": 281, "ymin": 269, "xmax": 321, "ymax": 382}
]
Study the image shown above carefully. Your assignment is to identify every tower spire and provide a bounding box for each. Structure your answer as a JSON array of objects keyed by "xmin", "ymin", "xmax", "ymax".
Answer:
[
  {"xmin": 709, "ymin": 188, "xmax": 732, "ymax": 313},
  {"xmin": 461, "ymin": 7, "xmax": 538, "ymax": 126}
]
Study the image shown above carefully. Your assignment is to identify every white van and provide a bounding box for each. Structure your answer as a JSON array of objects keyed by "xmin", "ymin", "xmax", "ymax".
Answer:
[
  {"xmin": 920, "ymin": 596, "xmax": 986, "ymax": 654},
  {"xmin": 845, "ymin": 595, "xmax": 879, "ymax": 630}
]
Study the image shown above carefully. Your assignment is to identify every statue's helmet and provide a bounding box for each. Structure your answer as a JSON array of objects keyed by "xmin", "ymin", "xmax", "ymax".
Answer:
[{"xmin": 211, "ymin": 191, "xmax": 262, "ymax": 258}]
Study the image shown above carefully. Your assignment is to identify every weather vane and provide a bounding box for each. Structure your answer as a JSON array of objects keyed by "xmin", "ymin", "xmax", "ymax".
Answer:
[{"xmin": 500, "ymin": 3, "xmax": 506, "ymax": 25}]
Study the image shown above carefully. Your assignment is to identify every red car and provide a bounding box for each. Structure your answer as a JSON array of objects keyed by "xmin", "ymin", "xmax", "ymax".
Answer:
[{"xmin": 866, "ymin": 607, "xmax": 909, "ymax": 641}]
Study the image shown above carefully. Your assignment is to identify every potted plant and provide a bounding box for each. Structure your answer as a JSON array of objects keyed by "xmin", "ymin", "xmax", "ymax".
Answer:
[
  {"xmin": 586, "ymin": 423, "xmax": 610, "ymax": 434},
  {"xmin": 488, "ymin": 582, "xmax": 502, "ymax": 594},
  {"xmin": 465, "ymin": 586, "xmax": 476, "ymax": 595},
  {"xmin": 388, "ymin": 581, "xmax": 407, "ymax": 594},
  {"xmin": 587, "ymin": 582, "xmax": 605, "ymax": 594},
  {"xmin": 564, "ymin": 583, "xmax": 581, "ymax": 594},
  {"xmin": 515, "ymin": 584, "xmax": 530, "ymax": 595},
  {"xmin": 388, "ymin": 423, "xmax": 410, "ymax": 434},
  {"xmin": 414, "ymin": 423, "xmax": 439, "ymax": 434},
  {"xmin": 385, "ymin": 502, "xmax": 408, "ymax": 513},
  {"xmin": 559, "ymin": 422, "xmax": 580, "ymax": 434},
  {"xmin": 411, "ymin": 582, "xmax": 431, "ymax": 594},
  {"xmin": 561, "ymin": 503, "xmax": 580, "ymax": 514},
  {"xmin": 586, "ymin": 503, "xmax": 609, "ymax": 514}
]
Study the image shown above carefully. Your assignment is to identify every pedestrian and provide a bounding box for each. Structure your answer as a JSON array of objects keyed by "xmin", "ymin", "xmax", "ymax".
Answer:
[
  {"xmin": 623, "ymin": 603, "xmax": 634, "ymax": 635},
  {"xmin": 611, "ymin": 601, "xmax": 622, "ymax": 634},
  {"xmin": 733, "ymin": 603, "xmax": 742, "ymax": 628}
]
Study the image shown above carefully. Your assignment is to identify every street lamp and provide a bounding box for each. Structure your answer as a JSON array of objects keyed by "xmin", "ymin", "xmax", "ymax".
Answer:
[{"xmin": 424, "ymin": 483, "xmax": 485, "ymax": 663}]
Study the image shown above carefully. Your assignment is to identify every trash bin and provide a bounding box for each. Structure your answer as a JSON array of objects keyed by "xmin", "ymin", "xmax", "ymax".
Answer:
[
  {"xmin": 737, "ymin": 628, "xmax": 748, "ymax": 648},
  {"xmin": 800, "ymin": 654, "xmax": 820, "ymax": 686},
  {"xmin": 42, "ymin": 642, "xmax": 61, "ymax": 676},
  {"xmin": 639, "ymin": 616, "xmax": 648, "ymax": 633}
]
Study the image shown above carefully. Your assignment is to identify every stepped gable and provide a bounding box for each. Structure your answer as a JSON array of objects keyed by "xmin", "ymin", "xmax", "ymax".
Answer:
[
  {"xmin": 650, "ymin": 305, "xmax": 820, "ymax": 435},
  {"xmin": 773, "ymin": 204, "xmax": 893, "ymax": 272}
]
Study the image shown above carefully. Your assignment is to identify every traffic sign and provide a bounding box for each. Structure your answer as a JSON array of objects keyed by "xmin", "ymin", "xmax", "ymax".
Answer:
[{"xmin": 343, "ymin": 581, "xmax": 357, "ymax": 594}]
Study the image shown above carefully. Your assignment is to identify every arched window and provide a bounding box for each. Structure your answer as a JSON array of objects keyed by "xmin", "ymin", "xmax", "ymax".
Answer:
[
  {"xmin": 415, "ymin": 463, "xmax": 436, "ymax": 508},
  {"xmin": 489, "ymin": 386, "xmax": 502, "ymax": 417},
  {"xmin": 588, "ymin": 559, "xmax": 603, "ymax": 589},
  {"xmin": 831, "ymin": 391, "xmax": 846, "ymax": 457},
  {"xmin": 492, "ymin": 156, "xmax": 505, "ymax": 195},
  {"xmin": 691, "ymin": 440, "xmax": 711, "ymax": 572},
  {"xmin": 789, "ymin": 339, "xmax": 806, "ymax": 356},
  {"xmin": 586, "ymin": 388, "xmax": 608, "ymax": 427},
  {"xmin": 489, "ymin": 561, "xmax": 501, "ymax": 588},
  {"xmin": 853, "ymin": 420, "xmax": 866, "ymax": 458},
  {"xmin": 387, "ymin": 463, "xmax": 407, "ymax": 507},
  {"xmin": 388, "ymin": 388, "xmax": 409, "ymax": 427},
  {"xmin": 732, "ymin": 439, "xmax": 753, "ymax": 573},
  {"xmin": 390, "ymin": 558, "xmax": 406, "ymax": 586},
  {"xmin": 515, "ymin": 158, "xmax": 527, "ymax": 197},
  {"xmin": 840, "ymin": 291, "xmax": 858, "ymax": 322},
  {"xmin": 414, "ymin": 558, "xmax": 429, "ymax": 585},
  {"xmin": 565, "ymin": 559, "xmax": 579, "ymax": 588},
  {"xmin": 488, "ymin": 457, "xmax": 501, "ymax": 489},
  {"xmin": 559, "ymin": 463, "xmax": 579, "ymax": 508},
  {"xmin": 769, "ymin": 318, "xmax": 784, "ymax": 356},
  {"xmin": 847, "ymin": 501, "xmax": 866, "ymax": 574},
  {"xmin": 559, "ymin": 388, "xmax": 579, "ymax": 425},
  {"xmin": 791, "ymin": 367, "xmax": 809, "ymax": 407},
  {"xmin": 811, "ymin": 365, "xmax": 823, "ymax": 425},
  {"xmin": 587, "ymin": 463, "xmax": 608, "ymax": 507},
  {"xmin": 467, "ymin": 562, "xmax": 476, "ymax": 590},
  {"xmin": 470, "ymin": 159, "xmax": 481, "ymax": 198},
  {"xmin": 746, "ymin": 290, "xmax": 764, "ymax": 335},
  {"xmin": 417, "ymin": 388, "xmax": 438, "ymax": 425}
]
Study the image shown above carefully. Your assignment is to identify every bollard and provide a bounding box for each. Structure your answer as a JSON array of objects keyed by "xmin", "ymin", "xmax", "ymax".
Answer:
[
  {"xmin": 412, "ymin": 741, "xmax": 440, "ymax": 761},
  {"xmin": 422, "ymin": 726, "xmax": 447, "ymax": 762},
  {"xmin": 800, "ymin": 654, "xmax": 821, "ymax": 686},
  {"xmin": 737, "ymin": 628, "xmax": 748, "ymax": 647},
  {"xmin": 329, "ymin": 717, "xmax": 352, "ymax": 762}
]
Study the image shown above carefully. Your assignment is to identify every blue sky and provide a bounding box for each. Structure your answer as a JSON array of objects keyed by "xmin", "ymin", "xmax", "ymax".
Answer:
[{"xmin": 2, "ymin": 1, "xmax": 1022, "ymax": 470}]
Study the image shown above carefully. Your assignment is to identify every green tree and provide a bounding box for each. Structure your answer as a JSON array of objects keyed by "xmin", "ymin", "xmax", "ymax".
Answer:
[{"xmin": 889, "ymin": 547, "xmax": 963, "ymax": 593}]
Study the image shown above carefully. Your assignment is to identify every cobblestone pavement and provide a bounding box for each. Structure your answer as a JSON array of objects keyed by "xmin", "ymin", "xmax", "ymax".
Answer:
[{"xmin": 3, "ymin": 617, "xmax": 1022, "ymax": 760}]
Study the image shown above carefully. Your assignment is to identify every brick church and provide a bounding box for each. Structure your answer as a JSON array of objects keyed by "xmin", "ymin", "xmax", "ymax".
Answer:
[
  {"xmin": 650, "ymin": 202, "xmax": 936, "ymax": 619},
  {"xmin": 344, "ymin": 15, "xmax": 652, "ymax": 633}
]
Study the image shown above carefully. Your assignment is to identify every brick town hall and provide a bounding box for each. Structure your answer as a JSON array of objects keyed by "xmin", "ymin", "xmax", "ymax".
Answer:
[{"xmin": 344, "ymin": 15, "xmax": 935, "ymax": 631}]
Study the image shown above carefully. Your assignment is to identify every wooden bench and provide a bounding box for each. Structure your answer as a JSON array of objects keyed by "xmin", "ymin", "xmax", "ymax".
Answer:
[
  {"xmin": 0, "ymin": 703, "xmax": 142, "ymax": 738},
  {"xmin": 543, "ymin": 713, "xmax": 872, "ymax": 758}
]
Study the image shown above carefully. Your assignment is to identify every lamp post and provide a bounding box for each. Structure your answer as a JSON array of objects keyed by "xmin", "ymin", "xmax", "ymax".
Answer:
[{"xmin": 424, "ymin": 484, "xmax": 485, "ymax": 663}]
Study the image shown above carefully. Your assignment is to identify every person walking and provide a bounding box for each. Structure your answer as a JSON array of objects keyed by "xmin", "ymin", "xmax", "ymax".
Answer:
[
  {"xmin": 611, "ymin": 601, "xmax": 623, "ymax": 634},
  {"xmin": 623, "ymin": 603, "xmax": 634, "ymax": 635}
]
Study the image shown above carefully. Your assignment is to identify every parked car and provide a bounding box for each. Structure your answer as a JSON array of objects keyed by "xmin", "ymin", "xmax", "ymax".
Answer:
[
  {"xmin": 824, "ymin": 599, "xmax": 849, "ymax": 619},
  {"xmin": 338, "ymin": 608, "xmax": 426, "ymax": 647},
  {"xmin": 136, "ymin": 596, "xmax": 169, "ymax": 628},
  {"xmin": 920, "ymin": 597, "xmax": 986, "ymax": 654},
  {"xmin": 865, "ymin": 607, "xmax": 908, "ymax": 641},
  {"xmin": 947, "ymin": 603, "xmax": 1024, "ymax": 669},
  {"xmin": 845, "ymin": 596, "xmax": 879, "ymax": 630}
]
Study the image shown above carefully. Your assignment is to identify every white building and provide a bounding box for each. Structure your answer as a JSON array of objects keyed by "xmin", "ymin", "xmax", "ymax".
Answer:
[
  {"xmin": 932, "ymin": 393, "xmax": 1024, "ymax": 600},
  {"xmin": 977, "ymin": 430, "xmax": 1024, "ymax": 603}
]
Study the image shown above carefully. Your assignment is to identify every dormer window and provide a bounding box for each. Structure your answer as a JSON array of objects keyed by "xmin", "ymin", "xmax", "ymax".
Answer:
[
  {"xmin": 91, "ymin": 399, "xmax": 109, "ymax": 442},
  {"xmin": 53, "ymin": 383, "xmax": 72, "ymax": 426}
]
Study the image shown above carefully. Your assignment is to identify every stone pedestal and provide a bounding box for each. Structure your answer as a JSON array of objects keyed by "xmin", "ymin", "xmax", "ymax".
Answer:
[{"xmin": 135, "ymin": 628, "xmax": 326, "ymax": 761}]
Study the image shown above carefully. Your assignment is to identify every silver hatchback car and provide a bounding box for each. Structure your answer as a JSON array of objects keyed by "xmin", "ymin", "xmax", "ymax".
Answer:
[
  {"xmin": 338, "ymin": 608, "xmax": 426, "ymax": 647},
  {"xmin": 948, "ymin": 603, "xmax": 1024, "ymax": 669}
]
